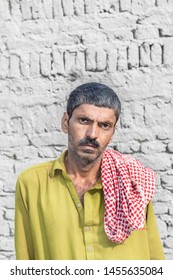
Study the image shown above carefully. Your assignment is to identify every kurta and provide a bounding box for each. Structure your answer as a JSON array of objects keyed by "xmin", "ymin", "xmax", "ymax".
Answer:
[{"xmin": 15, "ymin": 151, "xmax": 165, "ymax": 260}]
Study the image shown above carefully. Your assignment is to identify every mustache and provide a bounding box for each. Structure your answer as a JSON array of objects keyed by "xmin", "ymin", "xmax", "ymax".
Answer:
[{"xmin": 79, "ymin": 137, "xmax": 100, "ymax": 148}]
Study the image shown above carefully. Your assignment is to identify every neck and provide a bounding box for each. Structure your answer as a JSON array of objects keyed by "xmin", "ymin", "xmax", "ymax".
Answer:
[
  {"xmin": 65, "ymin": 150, "xmax": 101, "ymax": 204},
  {"xmin": 65, "ymin": 150, "xmax": 101, "ymax": 180}
]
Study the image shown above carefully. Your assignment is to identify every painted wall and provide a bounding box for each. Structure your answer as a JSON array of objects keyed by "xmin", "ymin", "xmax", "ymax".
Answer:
[{"xmin": 0, "ymin": 0, "xmax": 173, "ymax": 259}]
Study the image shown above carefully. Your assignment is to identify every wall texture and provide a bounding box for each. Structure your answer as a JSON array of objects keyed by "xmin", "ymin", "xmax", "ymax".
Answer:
[{"xmin": 0, "ymin": 0, "xmax": 173, "ymax": 260}]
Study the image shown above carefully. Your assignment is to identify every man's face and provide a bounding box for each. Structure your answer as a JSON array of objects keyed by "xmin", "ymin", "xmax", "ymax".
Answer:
[{"xmin": 62, "ymin": 104, "xmax": 116, "ymax": 165}]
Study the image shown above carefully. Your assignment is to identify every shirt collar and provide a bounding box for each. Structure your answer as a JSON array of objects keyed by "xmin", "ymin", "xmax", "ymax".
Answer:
[
  {"xmin": 49, "ymin": 150, "xmax": 68, "ymax": 178},
  {"xmin": 49, "ymin": 150, "xmax": 102, "ymax": 189}
]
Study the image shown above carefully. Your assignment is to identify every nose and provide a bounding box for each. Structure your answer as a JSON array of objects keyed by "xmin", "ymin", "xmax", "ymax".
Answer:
[{"xmin": 86, "ymin": 123, "xmax": 99, "ymax": 139}]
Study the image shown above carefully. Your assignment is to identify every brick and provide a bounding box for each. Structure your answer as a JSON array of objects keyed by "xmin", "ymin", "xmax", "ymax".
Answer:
[
  {"xmin": 0, "ymin": 0, "xmax": 11, "ymax": 20},
  {"xmin": 3, "ymin": 178, "xmax": 17, "ymax": 193},
  {"xmin": 164, "ymin": 237, "xmax": 173, "ymax": 248},
  {"xmin": 151, "ymin": 43, "xmax": 162, "ymax": 66},
  {"xmin": 0, "ymin": 237, "xmax": 14, "ymax": 251},
  {"xmin": 98, "ymin": 0, "xmax": 119, "ymax": 13},
  {"xmin": 64, "ymin": 51, "xmax": 77, "ymax": 73},
  {"xmin": 9, "ymin": 54, "xmax": 20, "ymax": 77},
  {"xmin": 32, "ymin": 0, "xmax": 44, "ymax": 19},
  {"xmin": 153, "ymin": 191, "xmax": 172, "ymax": 203},
  {"xmin": 117, "ymin": 47, "xmax": 127, "ymax": 71},
  {"xmin": 30, "ymin": 52, "xmax": 40, "ymax": 76},
  {"xmin": 30, "ymin": 131, "xmax": 67, "ymax": 147},
  {"xmin": 156, "ymin": 0, "xmax": 169, "ymax": 7},
  {"xmin": 120, "ymin": 0, "xmax": 131, "ymax": 12},
  {"xmin": 144, "ymin": 100, "xmax": 172, "ymax": 128},
  {"xmin": 4, "ymin": 209, "xmax": 14, "ymax": 221},
  {"xmin": 82, "ymin": 31, "xmax": 107, "ymax": 45},
  {"xmin": 167, "ymin": 142, "xmax": 173, "ymax": 152},
  {"xmin": 139, "ymin": 43, "xmax": 151, "ymax": 67},
  {"xmin": 96, "ymin": 48, "xmax": 107, "ymax": 71},
  {"xmin": 9, "ymin": 220, "xmax": 14, "ymax": 236},
  {"xmin": 131, "ymin": 0, "xmax": 155, "ymax": 14},
  {"xmin": 154, "ymin": 201, "xmax": 169, "ymax": 215},
  {"xmin": 0, "ymin": 221, "xmax": 10, "ymax": 236},
  {"xmin": 61, "ymin": 0, "xmax": 74, "ymax": 16},
  {"xmin": 38, "ymin": 147, "xmax": 60, "ymax": 159},
  {"xmin": 10, "ymin": 0, "xmax": 21, "ymax": 17},
  {"xmin": 163, "ymin": 39, "xmax": 173, "ymax": 65},
  {"xmin": 114, "ymin": 28, "xmax": 133, "ymax": 41},
  {"xmin": 0, "ymin": 134, "xmax": 29, "ymax": 148},
  {"xmin": 40, "ymin": 53, "xmax": 51, "ymax": 77},
  {"xmin": 51, "ymin": 49, "xmax": 64, "ymax": 75},
  {"xmin": 100, "ymin": 15, "xmax": 136, "ymax": 30},
  {"xmin": 135, "ymin": 26, "xmax": 159, "ymax": 40},
  {"xmin": 157, "ymin": 127, "xmax": 173, "ymax": 141},
  {"xmin": 161, "ymin": 214, "xmax": 173, "ymax": 225},
  {"xmin": 141, "ymin": 141, "xmax": 166, "ymax": 154},
  {"xmin": 84, "ymin": 0, "xmax": 97, "ymax": 14},
  {"xmin": 0, "ymin": 180, "xmax": 3, "ymax": 193},
  {"xmin": 20, "ymin": 52, "xmax": 30, "ymax": 77},
  {"xmin": 10, "ymin": 146, "xmax": 38, "ymax": 160},
  {"xmin": 42, "ymin": 0, "xmax": 53, "ymax": 19},
  {"xmin": 85, "ymin": 47, "xmax": 96, "ymax": 71},
  {"xmin": 0, "ymin": 55, "xmax": 9, "ymax": 77},
  {"xmin": 107, "ymin": 48, "xmax": 118, "ymax": 73},
  {"xmin": 155, "ymin": 218, "xmax": 167, "ymax": 238},
  {"xmin": 0, "ymin": 21, "xmax": 20, "ymax": 38},
  {"xmin": 1, "ymin": 196, "xmax": 15, "ymax": 209},
  {"xmin": 11, "ymin": 117, "xmax": 24, "ymax": 134},
  {"xmin": 76, "ymin": 51, "xmax": 85, "ymax": 71},
  {"xmin": 115, "ymin": 141, "xmax": 141, "ymax": 154},
  {"xmin": 52, "ymin": 0, "xmax": 63, "ymax": 17},
  {"xmin": 160, "ymin": 25, "xmax": 173, "ymax": 37},
  {"xmin": 128, "ymin": 43, "xmax": 139, "ymax": 68},
  {"xmin": 20, "ymin": 0, "xmax": 32, "ymax": 20},
  {"xmin": 73, "ymin": 0, "xmax": 85, "ymax": 15},
  {"xmin": 161, "ymin": 175, "xmax": 173, "ymax": 188},
  {"xmin": 137, "ymin": 153, "xmax": 171, "ymax": 171}
]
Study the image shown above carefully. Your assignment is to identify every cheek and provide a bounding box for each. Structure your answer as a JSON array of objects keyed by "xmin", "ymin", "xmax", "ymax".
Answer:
[
  {"xmin": 68, "ymin": 127, "xmax": 83, "ymax": 144},
  {"xmin": 100, "ymin": 134, "xmax": 113, "ymax": 146}
]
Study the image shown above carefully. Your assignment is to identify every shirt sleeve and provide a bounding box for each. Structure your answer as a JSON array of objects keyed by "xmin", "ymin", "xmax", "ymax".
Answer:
[
  {"xmin": 146, "ymin": 201, "xmax": 165, "ymax": 260},
  {"xmin": 15, "ymin": 175, "xmax": 35, "ymax": 260}
]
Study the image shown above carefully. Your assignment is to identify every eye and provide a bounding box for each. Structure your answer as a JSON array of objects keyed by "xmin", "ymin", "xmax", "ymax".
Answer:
[
  {"xmin": 78, "ymin": 117, "xmax": 90, "ymax": 124},
  {"xmin": 99, "ymin": 122, "xmax": 111, "ymax": 130}
]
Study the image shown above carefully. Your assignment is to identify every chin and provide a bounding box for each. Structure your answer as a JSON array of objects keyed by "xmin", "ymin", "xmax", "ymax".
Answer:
[{"xmin": 78, "ymin": 151, "xmax": 101, "ymax": 164}]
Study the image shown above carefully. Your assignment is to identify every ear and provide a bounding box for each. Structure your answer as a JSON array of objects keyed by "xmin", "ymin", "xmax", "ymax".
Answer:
[{"xmin": 61, "ymin": 112, "xmax": 69, "ymax": 134}]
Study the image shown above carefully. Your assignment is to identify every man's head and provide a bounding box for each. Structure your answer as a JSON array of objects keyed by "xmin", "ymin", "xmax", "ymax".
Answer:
[
  {"xmin": 66, "ymin": 82, "xmax": 121, "ymax": 123},
  {"xmin": 62, "ymin": 82, "xmax": 121, "ymax": 166}
]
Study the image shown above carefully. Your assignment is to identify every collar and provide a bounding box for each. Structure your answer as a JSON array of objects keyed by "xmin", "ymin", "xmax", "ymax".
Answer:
[
  {"xmin": 49, "ymin": 149, "xmax": 102, "ymax": 189},
  {"xmin": 49, "ymin": 150, "xmax": 68, "ymax": 178}
]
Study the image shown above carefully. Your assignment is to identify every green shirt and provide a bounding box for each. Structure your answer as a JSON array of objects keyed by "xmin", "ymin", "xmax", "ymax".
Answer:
[{"xmin": 15, "ymin": 151, "xmax": 165, "ymax": 260}]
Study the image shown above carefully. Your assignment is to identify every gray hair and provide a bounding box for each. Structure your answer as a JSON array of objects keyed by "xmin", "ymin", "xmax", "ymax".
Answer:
[{"xmin": 67, "ymin": 82, "xmax": 121, "ymax": 123}]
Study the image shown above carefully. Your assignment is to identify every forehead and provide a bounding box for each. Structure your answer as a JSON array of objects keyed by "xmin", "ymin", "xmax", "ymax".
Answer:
[{"xmin": 71, "ymin": 104, "xmax": 116, "ymax": 122}]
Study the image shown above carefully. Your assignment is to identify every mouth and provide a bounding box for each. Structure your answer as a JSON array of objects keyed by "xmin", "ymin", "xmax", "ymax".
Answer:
[
  {"xmin": 80, "ymin": 144, "xmax": 97, "ymax": 149},
  {"xmin": 79, "ymin": 144, "xmax": 98, "ymax": 154}
]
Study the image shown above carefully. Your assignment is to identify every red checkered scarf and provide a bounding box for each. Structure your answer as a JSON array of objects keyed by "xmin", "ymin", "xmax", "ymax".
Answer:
[{"xmin": 101, "ymin": 149, "xmax": 156, "ymax": 243}]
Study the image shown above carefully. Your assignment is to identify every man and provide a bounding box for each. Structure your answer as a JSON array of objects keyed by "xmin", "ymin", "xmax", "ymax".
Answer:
[{"xmin": 15, "ymin": 82, "xmax": 165, "ymax": 260}]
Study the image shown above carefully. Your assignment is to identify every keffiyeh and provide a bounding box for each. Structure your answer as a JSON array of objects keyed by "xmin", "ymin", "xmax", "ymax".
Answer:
[{"xmin": 101, "ymin": 149, "xmax": 156, "ymax": 243}]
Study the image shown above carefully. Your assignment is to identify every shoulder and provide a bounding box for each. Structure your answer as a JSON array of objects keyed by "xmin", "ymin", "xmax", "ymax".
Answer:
[{"xmin": 17, "ymin": 160, "xmax": 55, "ymax": 186}]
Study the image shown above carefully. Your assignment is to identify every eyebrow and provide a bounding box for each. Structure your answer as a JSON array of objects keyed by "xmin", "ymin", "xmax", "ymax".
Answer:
[{"xmin": 77, "ymin": 115, "xmax": 114, "ymax": 126}]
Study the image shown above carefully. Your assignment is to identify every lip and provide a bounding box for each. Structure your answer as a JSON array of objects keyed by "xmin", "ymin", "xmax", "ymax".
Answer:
[{"xmin": 81, "ymin": 144, "xmax": 97, "ymax": 149}]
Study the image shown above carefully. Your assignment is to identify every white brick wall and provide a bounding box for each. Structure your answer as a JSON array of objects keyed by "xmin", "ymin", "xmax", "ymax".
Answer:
[{"xmin": 0, "ymin": 0, "xmax": 173, "ymax": 260}]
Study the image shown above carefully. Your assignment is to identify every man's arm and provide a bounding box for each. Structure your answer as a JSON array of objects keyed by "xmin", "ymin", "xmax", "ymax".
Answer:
[
  {"xmin": 15, "ymin": 176, "xmax": 35, "ymax": 260},
  {"xmin": 146, "ymin": 201, "xmax": 165, "ymax": 260}
]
